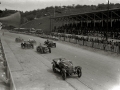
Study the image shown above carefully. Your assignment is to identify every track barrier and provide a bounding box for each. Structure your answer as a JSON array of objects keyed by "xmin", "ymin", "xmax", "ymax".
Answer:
[
  {"xmin": 60, "ymin": 37, "xmax": 65, "ymax": 41},
  {"xmin": 85, "ymin": 41, "xmax": 93, "ymax": 47},
  {"xmin": 65, "ymin": 37, "xmax": 70, "ymax": 42},
  {"xmin": 93, "ymin": 43, "xmax": 100, "ymax": 49},
  {"xmin": 105, "ymin": 44, "xmax": 112, "ymax": 51},
  {"xmin": 78, "ymin": 40, "xmax": 84, "ymax": 45},
  {"xmin": 1, "ymin": 40, "xmax": 16, "ymax": 90},
  {"xmin": 70, "ymin": 38, "xmax": 77, "ymax": 44}
]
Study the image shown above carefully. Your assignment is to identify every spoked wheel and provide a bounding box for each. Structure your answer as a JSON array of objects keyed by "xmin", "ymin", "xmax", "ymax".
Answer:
[
  {"xmin": 40, "ymin": 49, "xmax": 43, "ymax": 54},
  {"xmin": 77, "ymin": 69, "xmax": 82, "ymax": 78},
  {"xmin": 61, "ymin": 69, "xmax": 66, "ymax": 80},
  {"xmin": 54, "ymin": 44, "xmax": 56, "ymax": 47},
  {"xmin": 37, "ymin": 48, "xmax": 39, "ymax": 52},
  {"xmin": 52, "ymin": 65, "xmax": 56, "ymax": 73},
  {"xmin": 49, "ymin": 48, "xmax": 51, "ymax": 53},
  {"xmin": 21, "ymin": 44, "xmax": 24, "ymax": 49},
  {"xmin": 31, "ymin": 45, "xmax": 34, "ymax": 49}
]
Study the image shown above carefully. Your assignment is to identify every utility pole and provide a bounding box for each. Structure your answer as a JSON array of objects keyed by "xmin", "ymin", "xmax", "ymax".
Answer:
[
  {"xmin": 52, "ymin": 6, "xmax": 55, "ymax": 34},
  {"xmin": 0, "ymin": 2, "xmax": 2, "ymax": 30},
  {"xmin": 106, "ymin": 0, "xmax": 109, "ymax": 41},
  {"xmin": 54, "ymin": 6, "xmax": 55, "ymax": 18},
  {"xmin": 0, "ymin": 2, "xmax": 2, "ymax": 13},
  {"xmin": 50, "ymin": 16, "xmax": 52, "ymax": 33}
]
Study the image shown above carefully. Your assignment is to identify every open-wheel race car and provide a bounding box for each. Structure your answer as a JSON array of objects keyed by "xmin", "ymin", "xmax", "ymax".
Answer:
[
  {"xmin": 52, "ymin": 58, "xmax": 82, "ymax": 80},
  {"xmin": 44, "ymin": 40, "xmax": 56, "ymax": 48},
  {"xmin": 15, "ymin": 37, "xmax": 24, "ymax": 42},
  {"xmin": 28, "ymin": 39, "xmax": 36, "ymax": 44},
  {"xmin": 36, "ymin": 44, "xmax": 51, "ymax": 54},
  {"xmin": 21, "ymin": 41, "xmax": 34, "ymax": 49},
  {"xmin": 51, "ymin": 36, "xmax": 59, "ymax": 41}
]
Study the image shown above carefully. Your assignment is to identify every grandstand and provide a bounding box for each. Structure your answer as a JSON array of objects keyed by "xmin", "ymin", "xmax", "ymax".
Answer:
[{"xmin": 51, "ymin": 8, "xmax": 120, "ymax": 40}]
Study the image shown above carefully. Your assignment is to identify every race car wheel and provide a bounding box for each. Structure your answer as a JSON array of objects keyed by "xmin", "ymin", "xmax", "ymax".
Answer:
[
  {"xmin": 77, "ymin": 68, "xmax": 82, "ymax": 78},
  {"xmin": 43, "ymin": 49, "xmax": 46, "ymax": 53},
  {"xmin": 61, "ymin": 69, "xmax": 66, "ymax": 80},
  {"xmin": 54, "ymin": 44, "xmax": 56, "ymax": 47},
  {"xmin": 32, "ymin": 45, "xmax": 34, "ymax": 49},
  {"xmin": 21, "ymin": 44, "xmax": 24, "ymax": 49},
  {"xmin": 49, "ymin": 48, "xmax": 51, "ymax": 53},
  {"xmin": 40, "ymin": 49, "xmax": 43, "ymax": 54},
  {"xmin": 15, "ymin": 39, "xmax": 17, "ymax": 42},
  {"xmin": 52, "ymin": 65, "xmax": 56, "ymax": 73},
  {"xmin": 37, "ymin": 48, "xmax": 39, "ymax": 52}
]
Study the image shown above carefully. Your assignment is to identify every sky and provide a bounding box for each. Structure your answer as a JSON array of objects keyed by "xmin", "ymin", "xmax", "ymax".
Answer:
[{"xmin": 0, "ymin": 0, "xmax": 120, "ymax": 12}]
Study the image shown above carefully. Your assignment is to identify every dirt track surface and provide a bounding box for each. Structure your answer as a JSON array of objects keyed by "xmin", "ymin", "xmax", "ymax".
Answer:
[{"xmin": 1, "ymin": 31, "xmax": 120, "ymax": 90}]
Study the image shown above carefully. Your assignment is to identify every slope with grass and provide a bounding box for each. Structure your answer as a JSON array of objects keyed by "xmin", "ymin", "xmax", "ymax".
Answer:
[{"xmin": 20, "ymin": 16, "xmax": 51, "ymax": 33}]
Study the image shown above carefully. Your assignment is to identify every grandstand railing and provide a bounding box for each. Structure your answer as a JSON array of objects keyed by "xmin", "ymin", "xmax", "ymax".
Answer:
[{"xmin": 52, "ymin": 33, "xmax": 120, "ymax": 54}]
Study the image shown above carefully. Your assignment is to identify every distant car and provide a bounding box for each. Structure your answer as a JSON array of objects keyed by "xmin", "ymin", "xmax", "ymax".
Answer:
[
  {"xmin": 40, "ymin": 34, "xmax": 47, "ymax": 38},
  {"xmin": 52, "ymin": 58, "xmax": 82, "ymax": 80},
  {"xmin": 15, "ymin": 37, "xmax": 24, "ymax": 42},
  {"xmin": 21, "ymin": 41, "xmax": 34, "ymax": 49},
  {"xmin": 36, "ymin": 45, "xmax": 51, "ymax": 54},
  {"xmin": 44, "ymin": 40, "xmax": 56, "ymax": 47},
  {"xmin": 28, "ymin": 39, "xmax": 36, "ymax": 44},
  {"xmin": 52, "ymin": 36, "xmax": 59, "ymax": 41}
]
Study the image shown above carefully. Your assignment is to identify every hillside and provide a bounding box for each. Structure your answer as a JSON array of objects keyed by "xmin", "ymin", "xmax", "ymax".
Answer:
[{"xmin": 20, "ymin": 16, "xmax": 51, "ymax": 33}]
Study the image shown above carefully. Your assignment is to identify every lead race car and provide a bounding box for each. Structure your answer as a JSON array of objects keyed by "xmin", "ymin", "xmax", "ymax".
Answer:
[{"xmin": 52, "ymin": 58, "xmax": 82, "ymax": 80}]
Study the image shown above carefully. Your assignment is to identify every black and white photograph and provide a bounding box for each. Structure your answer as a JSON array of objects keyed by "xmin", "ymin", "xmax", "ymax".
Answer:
[{"xmin": 0, "ymin": 0, "xmax": 120, "ymax": 90}]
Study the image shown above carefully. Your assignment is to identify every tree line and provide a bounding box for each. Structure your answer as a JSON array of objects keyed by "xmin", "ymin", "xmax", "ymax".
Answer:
[{"xmin": 0, "ymin": 3, "xmax": 120, "ymax": 24}]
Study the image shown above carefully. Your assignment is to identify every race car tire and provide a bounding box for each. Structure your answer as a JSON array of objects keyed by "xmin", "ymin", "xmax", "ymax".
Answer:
[
  {"xmin": 61, "ymin": 69, "xmax": 66, "ymax": 80},
  {"xmin": 37, "ymin": 48, "xmax": 39, "ymax": 52},
  {"xmin": 40, "ymin": 49, "xmax": 43, "ymax": 54},
  {"xmin": 49, "ymin": 48, "xmax": 51, "ymax": 53},
  {"xmin": 77, "ymin": 68, "xmax": 82, "ymax": 78},
  {"xmin": 31, "ymin": 45, "xmax": 34, "ymax": 49},
  {"xmin": 54, "ymin": 43, "xmax": 56, "ymax": 47},
  {"xmin": 52, "ymin": 65, "xmax": 56, "ymax": 73}
]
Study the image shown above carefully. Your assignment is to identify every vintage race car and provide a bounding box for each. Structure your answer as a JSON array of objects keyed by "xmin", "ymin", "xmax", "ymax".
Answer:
[
  {"xmin": 21, "ymin": 41, "xmax": 34, "ymax": 49},
  {"xmin": 28, "ymin": 39, "xmax": 36, "ymax": 44},
  {"xmin": 36, "ymin": 45, "xmax": 51, "ymax": 54},
  {"xmin": 52, "ymin": 58, "xmax": 82, "ymax": 80},
  {"xmin": 51, "ymin": 36, "xmax": 59, "ymax": 41},
  {"xmin": 44, "ymin": 40, "xmax": 56, "ymax": 47},
  {"xmin": 40, "ymin": 34, "xmax": 47, "ymax": 38},
  {"xmin": 15, "ymin": 37, "xmax": 24, "ymax": 42}
]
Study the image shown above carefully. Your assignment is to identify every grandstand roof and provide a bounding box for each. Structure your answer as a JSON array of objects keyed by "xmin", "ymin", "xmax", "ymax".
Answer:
[{"xmin": 52, "ymin": 8, "xmax": 120, "ymax": 21}]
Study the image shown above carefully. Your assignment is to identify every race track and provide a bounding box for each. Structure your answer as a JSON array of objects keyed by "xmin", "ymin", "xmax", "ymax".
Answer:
[{"xmin": 1, "ymin": 31, "xmax": 120, "ymax": 90}]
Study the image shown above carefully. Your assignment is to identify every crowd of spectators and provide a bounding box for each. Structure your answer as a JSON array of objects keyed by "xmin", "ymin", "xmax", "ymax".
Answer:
[
  {"xmin": 53, "ymin": 19, "xmax": 120, "ymax": 39},
  {"xmin": 52, "ymin": 32, "xmax": 120, "ymax": 53}
]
